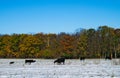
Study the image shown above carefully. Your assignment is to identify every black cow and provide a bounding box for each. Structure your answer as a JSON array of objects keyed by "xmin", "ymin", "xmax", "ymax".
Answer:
[
  {"xmin": 9, "ymin": 61, "xmax": 14, "ymax": 64},
  {"xmin": 80, "ymin": 57, "xmax": 85, "ymax": 61},
  {"xmin": 54, "ymin": 57, "xmax": 65, "ymax": 65},
  {"xmin": 105, "ymin": 56, "xmax": 112, "ymax": 60},
  {"xmin": 25, "ymin": 59, "xmax": 36, "ymax": 64}
]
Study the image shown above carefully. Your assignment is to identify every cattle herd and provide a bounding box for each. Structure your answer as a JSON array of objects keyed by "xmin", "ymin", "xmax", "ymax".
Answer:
[
  {"xmin": 9, "ymin": 59, "xmax": 36, "ymax": 65},
  {"xmin": 9, "ymin": 57, "xmax": 112, "ymax": 65}
]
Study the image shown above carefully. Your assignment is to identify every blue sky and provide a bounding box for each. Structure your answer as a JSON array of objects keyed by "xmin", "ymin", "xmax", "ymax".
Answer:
[{"xmin": 0, "ymin": 0, "xmax": 120, "ymax": 34}]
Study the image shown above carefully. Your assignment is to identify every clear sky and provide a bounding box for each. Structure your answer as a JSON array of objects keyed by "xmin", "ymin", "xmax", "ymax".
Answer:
[{"xmin": 0, "ymin": 0, "xmax": 120, "ymax": 34}]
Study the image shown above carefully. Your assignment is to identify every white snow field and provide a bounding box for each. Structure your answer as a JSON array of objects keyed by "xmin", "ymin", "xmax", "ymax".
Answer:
[{"xmin": 0, "ymin": 59, "xmax": 120, "ymax": 78}]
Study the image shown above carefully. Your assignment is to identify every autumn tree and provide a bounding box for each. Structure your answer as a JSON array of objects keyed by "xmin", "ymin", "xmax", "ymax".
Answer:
[{"xmin": 76, "ymin": 29, "xmax": 88, "ymax": 58}]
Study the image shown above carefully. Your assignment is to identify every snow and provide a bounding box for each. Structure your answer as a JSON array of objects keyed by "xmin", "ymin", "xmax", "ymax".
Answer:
[{"xmin": 0, "ymin": 59, "xmax": 120, "ymax": 78}]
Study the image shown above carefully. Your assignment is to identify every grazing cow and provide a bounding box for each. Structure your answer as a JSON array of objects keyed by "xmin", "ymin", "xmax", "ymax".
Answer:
[
  {"xmin": 105, "ymin": 56, "xmax": 112, "ymax": 60},
  {"xmin": 25, "ymin": 59, "xmax": 36, "ymax": 64},
  {"xmin": 54, "ymin": 57, "xmax": 65, "ymax": 65},
  {"xmin": 9, "ymin": 61, "xmax": 14, "ymax": 64},
  {"xmin": 80, "ymin": 57, "xmax": 85, "ymax": 61}
]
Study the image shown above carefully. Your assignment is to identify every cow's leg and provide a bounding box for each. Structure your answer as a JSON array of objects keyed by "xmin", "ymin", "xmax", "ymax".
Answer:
[{"xmin": 63, "ymin": 62, "xmax": 65, "ymax": 64}]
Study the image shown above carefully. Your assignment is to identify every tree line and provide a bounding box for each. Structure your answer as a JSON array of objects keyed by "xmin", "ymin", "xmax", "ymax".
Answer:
[{"xmin": 0, "ymin": 26, "xmax": 120, "ymax": 59}]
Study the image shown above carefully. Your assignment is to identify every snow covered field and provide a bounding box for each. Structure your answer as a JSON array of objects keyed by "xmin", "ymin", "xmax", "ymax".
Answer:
[{"xmin": 0, "ymin": 59, "xmax": 120, "ymax": 78}]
